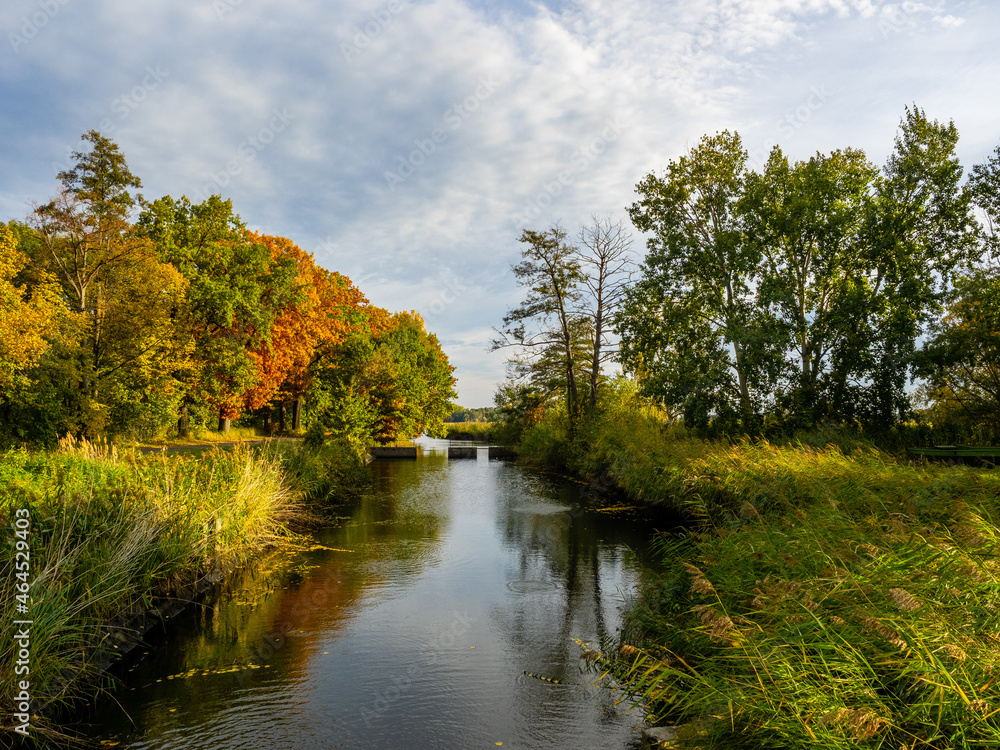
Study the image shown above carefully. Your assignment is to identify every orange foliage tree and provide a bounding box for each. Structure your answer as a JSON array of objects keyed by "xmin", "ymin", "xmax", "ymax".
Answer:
[{"xmin": 241, "ymin": 233, "xmax": 374, "ymax": 425}]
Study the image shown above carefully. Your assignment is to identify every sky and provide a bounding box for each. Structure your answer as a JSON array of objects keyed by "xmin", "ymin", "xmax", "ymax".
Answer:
[{"xmin": 1, "ymin": 0, "xmax": 998, "ymax": 407}]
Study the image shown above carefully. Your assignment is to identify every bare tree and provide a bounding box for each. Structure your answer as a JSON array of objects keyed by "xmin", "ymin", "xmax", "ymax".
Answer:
[
  {"xmin": 491, "ymin": 218, "xmax": 634, "ymax": 432},
  {"xmin": 575, "ymin": 215, "xmax": 634, "ymax": 409}
]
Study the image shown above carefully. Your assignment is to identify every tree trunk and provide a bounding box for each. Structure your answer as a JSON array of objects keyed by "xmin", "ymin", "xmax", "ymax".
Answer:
[
  {"xmin": 218, "ymin": 411, "xmax": 230, "ymax": 434},
  {"xmin": 292, "ymin": 397, "xmax": 303, "ymax": 431},
  {"xmin": 177, "ymin": 404, "xmax": 190, "ymax": 439},
  {"xmin": 278, "ymin": 403, "xmax": 286, "ymax": 432},
  {"xmin": 590, "ymin": 304, "xmax": 603, "ymax": 410}
]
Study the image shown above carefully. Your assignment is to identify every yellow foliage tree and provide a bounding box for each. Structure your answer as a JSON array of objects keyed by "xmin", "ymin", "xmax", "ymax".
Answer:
[{"xmin": 0, "ymin": 223, "xmax": 62, "ymax": 393}]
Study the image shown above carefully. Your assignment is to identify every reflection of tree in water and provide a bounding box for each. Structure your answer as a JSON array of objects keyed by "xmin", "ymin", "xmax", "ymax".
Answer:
[
  {"xmin": 491, "ymin": 466, "xmax": 650, "ymax": 729},
  {"xmin": 98, "ymin": 457, "xmax": 455, "ymax": 738}
]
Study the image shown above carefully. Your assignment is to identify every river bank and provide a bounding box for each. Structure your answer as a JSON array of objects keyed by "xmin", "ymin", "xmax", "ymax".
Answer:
[
  {"xmin": 0, "ymin": 436, "xmax": 366, "ymax": 747},
  {"xmin": 510, "ymin": 384, "xmax": 1000, "ymax": 749}
]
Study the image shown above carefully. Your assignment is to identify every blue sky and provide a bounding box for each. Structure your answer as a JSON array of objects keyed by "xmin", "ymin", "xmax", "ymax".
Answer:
[{"xmin": 2, "ymin": 0, "xmax": 998, "ymax": 406}]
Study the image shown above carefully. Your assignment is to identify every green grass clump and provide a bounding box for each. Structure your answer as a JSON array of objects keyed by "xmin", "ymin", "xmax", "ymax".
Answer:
[
  {"xmin": 0, "ymin": 437, "xmax": 312, "ymax": 745},
  {"xmin": 276, "ymin": 438, "xmax": 369, "ymax": 503}
]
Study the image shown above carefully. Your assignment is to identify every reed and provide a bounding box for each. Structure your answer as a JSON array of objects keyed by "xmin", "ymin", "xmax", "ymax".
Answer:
[{"xmin": 0, "ymin": 438, "xmax": 318, "ymax": 745}]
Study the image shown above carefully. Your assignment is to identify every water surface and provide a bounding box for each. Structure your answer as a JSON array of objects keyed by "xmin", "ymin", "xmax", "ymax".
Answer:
[{"xmin": 88, "ymin": 440, "xmax": 654, "ymax": 749}]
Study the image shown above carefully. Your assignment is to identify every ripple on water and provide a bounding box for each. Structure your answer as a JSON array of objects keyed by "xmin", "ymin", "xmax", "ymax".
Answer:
[{"xmin": 506, "ymin": 579, "xmax": 560, "ymax": 594}]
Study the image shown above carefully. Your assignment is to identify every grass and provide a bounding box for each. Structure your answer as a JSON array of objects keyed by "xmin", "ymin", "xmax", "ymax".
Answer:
[
  {"xmin": 443, "ymin": 422, "xmax": 495, "ymax": 442},
  {"xmin": 0, "ymin": 434, "xmax": 362, "ymax": 747},
  {"xmin": 134, "ymin": 425, "xmax": 273, "ymax": 448},
  {"xmin": 514, "ymin": 381, "xmax": 1000, "ymax": 748}
]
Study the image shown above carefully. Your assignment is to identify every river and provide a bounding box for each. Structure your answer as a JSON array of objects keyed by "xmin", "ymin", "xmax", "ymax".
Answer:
[{"xmin": 84, "ymin": 439, "xmax": 657, "ymax": 749}]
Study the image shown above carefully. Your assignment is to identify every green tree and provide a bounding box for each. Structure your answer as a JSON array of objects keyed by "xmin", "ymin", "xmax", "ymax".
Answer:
[
  {"xmin": 914, "ymin": 144, "xmax": 1000, "ymax": 433},
  {"xmin": 827, "ymin": 106, "xmax": 979, "ymax": 428},
  {"xmin": 742, "ymin": 147, "xmax": 879, "ymax": 427},
  {"xmin": 969, "ymin": 145, "xmax": 1000, "ymax": 256},
  {"xmin": 491, "ymin": 226, "xmax": 587, "ymax": 429},
  {"xmin": 916, "ymin": 268, "xmax": 1000, "ymax": 430},
  {"xmin": 309, "ymin": 310, "xmax": 456, "ymax": 446},
  {"xmin": 619, "ymin": 131, "xmax": 783, "ymax": 430}
]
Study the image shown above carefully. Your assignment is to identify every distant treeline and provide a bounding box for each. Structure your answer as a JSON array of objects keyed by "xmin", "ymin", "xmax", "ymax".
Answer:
[
  {"xmin": 444, "ymin": 406, "xmax": 500, "ymax": 423},
  {"xmin": 0, "ymin": 131, "xmax": 456, "ymax": 447}
]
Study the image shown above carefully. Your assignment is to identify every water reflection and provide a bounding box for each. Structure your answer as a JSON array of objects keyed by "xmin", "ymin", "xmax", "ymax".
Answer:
[{"xmin": 86, "ymin": 439, "xmax": 649, "ymax": 749}]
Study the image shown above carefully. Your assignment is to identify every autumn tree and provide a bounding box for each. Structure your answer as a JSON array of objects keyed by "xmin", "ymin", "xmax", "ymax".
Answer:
[
  {"xmin": 240, "ymin": 232, "xmax": 370, "ymax": 430},
  {"xmin": 0, "ymin": 223, "xmax": 62, "ymax": 393},
  {"xmin": 137, "ymin": 195, "xmax": 297, "ymax": 433},
  {"xmin": 27, "ymin": 131, "xmax": 193, "ymax": 435}
]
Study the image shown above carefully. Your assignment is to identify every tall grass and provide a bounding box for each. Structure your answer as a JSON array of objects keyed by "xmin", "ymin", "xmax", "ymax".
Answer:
[
  {"xmin": 514, "ymin": 380, "xmax": 1000, "ymax": 748},
  {"xmin": 0, "ymin": 438, "xmax": 314, "ymax": 745},
  {"xmin": 443, "ymin": 422, "xmax": 495, "ymax": 442},
  {"xmin": 597, "ymin": 465, "xmax": 1000, "ymax": 748}
]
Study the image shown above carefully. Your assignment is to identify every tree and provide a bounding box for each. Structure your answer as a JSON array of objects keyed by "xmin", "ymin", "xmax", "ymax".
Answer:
[
  {"xmin": 913, "ymin": 144, "xmax": 1000, "ymax": 432},
  {"xmin": 969, "ymin": 145, "xmax": 1000, "ymax": 257},
  {"xmin": 27, "ymin": 131, "xmax": 195, "ymax": 436},
  {"xmin": 0, "ymin": 223, "xmax": 62, "ymax": 393},
  {"xmin": 576, "ymin": 216, "xmax": 633, "ymax": 409},
  {"xmin": 240, "ymin": 232, "xmax": 371, "ymax": 428},
  {"xmin": 30, "ymin": 131, "xmax": 144, "ymax": 397},
  {"xmin": 619, "ymin": 131, "xmax": 783, "ymax": 430},
  {"xmin": 31, "ymin": 131, "xmax": 143, "ymax": 319},
  {"xmin": 308, "ymin": 310, "xmax": 456, "ymax": 446},
  {"xmin": 491, "ymin": 226, "xmax": 587, "ymax": 428},
  {"xmin": 916, "ymin": 268, "xmax": 1000, "ymax": 428},
  {"xmin": 828, "ymin": 106, "xmax": 979, "ymax": 427},
  {"xmin": 137, "ymin": 195, "xmax": 297, "ymax": 432},
  {"xmin": 742, "ymin": 147, "xmax": 879, "ymax": 427}
]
